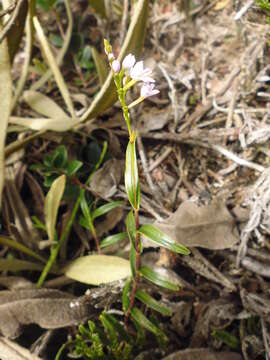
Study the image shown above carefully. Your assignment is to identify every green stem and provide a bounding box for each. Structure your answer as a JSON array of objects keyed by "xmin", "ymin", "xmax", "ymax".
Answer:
[
  {"xmin": 125, "ymin": 208, "xmax": 141, "ymax": 323},
  {"xmin": 37, "ymin": 197, "xmax": 80, "ymax": 288}
]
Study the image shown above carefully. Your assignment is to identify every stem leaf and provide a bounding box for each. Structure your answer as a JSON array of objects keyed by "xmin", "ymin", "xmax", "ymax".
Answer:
[
  {"xmin": 140, "ymin": 266, "xmax": 179, "ymax": 291},
  {"xmin": 100, "ymin": 232, "xmax": 127, "ymax": 249},
  {"xmin": 125, "ymin": 140, "xmax": 140, "ymax": 210},
  {"xmin": 138, "ymin": 224, "xmax": 190, "ymax": 255},
  {"xmin": 135, "ymin": 289, "xmax": 172, "ymax": 316},
  {"xmin": 92, "ymin": 201, "xmax": 124, "ymax": 220}
]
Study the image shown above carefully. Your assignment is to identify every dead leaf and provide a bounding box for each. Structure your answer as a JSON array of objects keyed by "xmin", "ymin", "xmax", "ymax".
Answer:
[
  {"xmin": 215, "ymin": 0, "xmax": 230, "ymax": 11},
  {"xmin": 137, "ymin": 109, "xmax": 170, "ymax": 132},
  {"xmin": 0, "ymin": 289, "xmax": 90, "ymax": 339},
  {"xmin": 0, "ymin": 336, "xmax": 42, "ymax": 360},
  {"xmin": 163, "ymin": 349, "xmax": 242, "ymax": 360},
  {"xmin": 154, "ymin": 200, "xmax": 239, "ymax": 250},
  {"xmin": 89, "ymin": 159, "xmax": 124, "ymax": 199}
]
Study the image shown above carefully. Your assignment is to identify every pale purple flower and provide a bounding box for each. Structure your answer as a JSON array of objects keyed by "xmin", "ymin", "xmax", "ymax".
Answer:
[
  {"xmin": 140, "ymin": 83, "xmax": 159, "ymax": 98},
  {"xmin": 112, "ymin": 59, "xmax": 121, "ymax": 73},
  {"xmin": 108, "ymin": 53, "xmax": 115, "ymax": 61},
  {"xmin": 130, "ymin": 61, "xmax": 155, "ymax": 83},
  {"xmin": 122, "ymin": 54, "xmax": 136, "ymax": 70}
]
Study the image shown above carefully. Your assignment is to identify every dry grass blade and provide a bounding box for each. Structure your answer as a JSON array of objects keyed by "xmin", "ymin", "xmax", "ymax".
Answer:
[
  {"xmin": 9, "ymin": 116, "xmax": 76, "ymax": 132},
  {"xmin": 31, "ymin": 0, "xmax": 73, "ymax": 91},
  {"xmin": 0, "ymin": 21, "xmax": 12, "ymax": 211},
  {"xmin": 0, "ymin": 336, "xmax": 42, "ymax": 360},
  {"xmin": 33, "ymin": 16, "xmax": 75, "ymax": 118}
]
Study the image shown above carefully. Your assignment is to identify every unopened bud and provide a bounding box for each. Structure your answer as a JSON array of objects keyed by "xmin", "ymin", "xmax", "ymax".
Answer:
[{"xmin": 112, "ymin": 60, "xmax": 121, "ymax": 73}]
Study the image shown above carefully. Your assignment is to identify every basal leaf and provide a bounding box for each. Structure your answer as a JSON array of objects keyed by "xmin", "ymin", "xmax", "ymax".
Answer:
[
  {"xmin": 139, "ymin": 224, "xmax": 190, "ymax": 255},
  {"xmin": 64, "ymin": 255, "xmax": 131, "ymax": 285},
  {"xmin": 125, "ymin": 140, "xmax": 140, "ymax": 209},
  {"xmin": 140, "ymin": 266, "xmax": 179, "ymax": 291},
  {"xmin": 44, "ymin": 175, "xmax": 66, "ymax": 243},
  {"xmin": 135, "ymin": 289, "xmax": 172, "ymax": 316}
]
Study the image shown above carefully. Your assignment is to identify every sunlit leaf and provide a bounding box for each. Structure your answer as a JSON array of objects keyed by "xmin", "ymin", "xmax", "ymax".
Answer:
[
  {"xmin": 0, "ymin": 20, "xmax": 12, "ymax": 210},
  {"xmin": 135, "ymin": 289, "xmax": 172, "ymax": 316},
  {"xmin": 140, "ymin": 266, "xmax": 179, "ymax": 291},
  {"xmin": 44, "ymin": 175, "xmax": 66, "ymax": 243},
  {"xmin": 64, "ymin": 255, "xmax": 131, "ymax": 285},
  {"xmin": 92, "ymin": 201, "xmax": 124, "ymax": 220},
  {"xmin": 100, "ymin": 232, "xmax": 127, "ymax": 249},
  {"xmin": 91, "ymin": 46, "xmax": 108, "ymax": 85},
  {"xmin": 125, "ymin": 140, "xmax": 140, "ymax": 209},
  {"xmin": 23, "ymin": 90, "xmax": 70, "ymax": 120},
  {"xmin": 130, "ymin": 307, "xmax": 167, "ymax": 342},
  {"xmin": 139, "ymin": 224, "xmax": 190, "ymax": 255}
]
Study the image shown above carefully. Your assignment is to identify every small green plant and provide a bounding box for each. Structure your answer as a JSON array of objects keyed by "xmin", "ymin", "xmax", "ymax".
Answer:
[
  {"xmin": 104, "ymin": 39, "xmax": 190, "ymax": 338},
  {"xmin": 56, "ymin": 314, "xmax": 133, "ymax": 360}
]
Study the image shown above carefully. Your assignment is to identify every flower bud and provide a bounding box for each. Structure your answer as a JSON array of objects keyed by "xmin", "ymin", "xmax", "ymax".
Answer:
[
  {"xmin": 112, "ymin": 60, "xmax": 121, "ymax": 73},
  {"xmin": 122, "ymin": 54, "xmax": 136, "ymax": 70},
  {"xmin": 108, "ymin": 53, "xmax": 115, "ymax": 61}
]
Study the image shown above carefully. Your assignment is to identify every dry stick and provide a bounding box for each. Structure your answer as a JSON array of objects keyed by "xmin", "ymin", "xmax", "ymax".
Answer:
[
  {"xmin": 0, "ymin": 0, "xmax": 23, "ymax": 44},
  {"xmin": 149, "ymin": 147, "xmax": 173, "ymax": 172},
  {"xmin": 224, "ymin": 76, "xmax": 240, "ymax": 144}
]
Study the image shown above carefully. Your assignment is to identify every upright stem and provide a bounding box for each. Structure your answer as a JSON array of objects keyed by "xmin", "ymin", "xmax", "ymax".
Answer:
[{"xmin": 125, "ymin": 208, "xmax": 141, "ymax": 324}]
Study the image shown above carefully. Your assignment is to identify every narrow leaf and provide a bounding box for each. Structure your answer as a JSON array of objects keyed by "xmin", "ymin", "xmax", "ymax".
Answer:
[
  {"xmin": 100, "ymin": 232, "xmax": 127, "ymax": 249},
  {"xmin": 0, "ymin": 259, "xmax": 45, "ymax": 272},
  {"xmin": 140, "ymin": 266, "xmax": 179, "ymax": 291},
  {"xmin": 92, "ymin": 201, "xmax": 124, "ymax": 220},
  {"xmin": 66, "ymin": 160, "xmax": 83, "ymax": 176},
  {"xmin": 125, "ymin": 140, "xmax": 140, "ymax": 209},
  {"xmin": 0, "ymin": 20, "xmax": 12, "ymax": 210},
  {"xmin": 0, "ymin": 236, "xmax": 46, "ymax": 263},
  {"xmin": 126, "ymin": 211, "xmax": 136, "ymax": 248},
  {"xmin": 91, "ymin": 46, "xmax": 108, "ymax": 85},
  {"xmin": 45, "ymin": 175, "xmax": 66, "ymax": 243},
  {"xmin": 80, "ymin": 192, "xmax": 92, "ymax": 227},
  {"xmin": 64, "ymin": 255, "xmax": 131, "ymax": 285},
  {"xmin": 135, "ymin": 289, "xmax": 172, "ymax": 316},
  {"xmin": 130, "ymin": 242, "xmax": 136, "ymax": 278},
  {"xmin": 9, "ymin": 116, "xmax": 76, "ymax": 132},
  {"xmin": 130, "ymin": 307, "xmax": 167, "ymax": 341},
  {"xmin": 139, "ymin": 224, "xmax": 190, "ymax": 255}
]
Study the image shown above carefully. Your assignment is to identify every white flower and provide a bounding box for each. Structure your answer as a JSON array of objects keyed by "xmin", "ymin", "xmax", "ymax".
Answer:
[
  {"xmin": 112, "ymin": 59, "xmax": 121, "ymax": 73},
  {"xmin": 130, "ymin": 61, "xmax": 155, "ymax": 83},
  {"xmin": 122, "ymin": 54, "xmax": 136, "ymax": 70},
  {"xmin": 140, "ymin": 83, "xmax": 160, "ymax": 98},
  {"xmin": 108, "ymin": 53, "xmax": 115, "ymax": 61}
]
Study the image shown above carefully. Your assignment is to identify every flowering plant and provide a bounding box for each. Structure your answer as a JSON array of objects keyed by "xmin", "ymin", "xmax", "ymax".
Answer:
[{"xmin": 104, "ymin": 39, "xmax": 190, "ymax": 338}]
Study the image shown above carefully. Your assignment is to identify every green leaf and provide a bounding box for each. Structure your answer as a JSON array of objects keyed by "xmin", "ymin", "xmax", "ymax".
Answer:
[
  {"xmin": 0, "ymin": 19, "xmax": 12, "ymax": 211},
  {"xmin": 102, "ymin": 313, "xmax": 132, "ymax": 343},
  {"xmin": 64, "ymin": 255, "xmax": 131, "ymax": 285},
  {"xmin": 126, "ymin": 211, "xmax": 136, "ymax": 248},
  {"xmin": 130, "ymin": 307, "xmax": 167, "ymax": 342},
  {"xmin": 32, "ymin": 216, "xmax": 47, "ymax": 232},
  {"xmin": 50, "ymin": 34, "xmax": 64, "ymax": 48},
  {"xmin": 138, "ymin": 224, "xmax": 190, "ymax": 255},
  {"xmin": 79, "ymin": 215, "xmax": 90, "ymax": 230},
  {"xmin": 45, "ymin": 174, "xmax": 66, "ymax": 243},
  {"xmin": 99, "ymin": 312, "xmax": 117, "ymax": 343},
  {"xmin": 140, "ymin": 266, "xmax": 179, "ymax": 291},
  {"xmin": 80, "ymin": 192, "xmax": 92, "ymax": 227},
  {"xmin": 125, "ymin": 140, "xmax": 140, "ymax": 209},
  {"xmin": 52, "ymin": 145, "xmax": 68, "ymax": 168},
  {"xmin": 135, "ymin": 290, "xmax": 172, "ymax": 316},
  {"xmin": 80, "ymin": 0, "xmax": 150, "ymax": 123},
  {"xmin": 66, "ymin": 160, "xmax": 83, "ymax": 176},
  {"xmin": 122, "ymin": 278, "xmax": 131, "ymax": 313},
  {"xmin": 92, "ymin": 201, "xmax": 124, "ymax": 220},
  {"xmin": 212, "ymin": 329, "xmax": 240, "ymax": 350},
  {"xmin": 91, "ymin": 46, "xmax": 108, "ymax": 85},
  {"xmin": 100, "ymin": 232, "xmax": 127, "ymax": 249}
]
